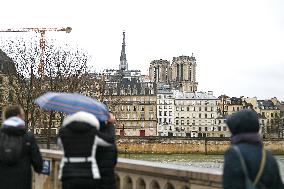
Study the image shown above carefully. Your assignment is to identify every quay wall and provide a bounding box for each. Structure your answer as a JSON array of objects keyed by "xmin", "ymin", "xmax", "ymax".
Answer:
[{"xmin": 116, "ymin": 137, "xmax": 284, "ymax": 154}]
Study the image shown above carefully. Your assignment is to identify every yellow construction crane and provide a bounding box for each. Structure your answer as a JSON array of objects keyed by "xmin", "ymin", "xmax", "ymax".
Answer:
[{"xmin": 0, "ymin": 27, "xmax": 72, "ymax": 76}]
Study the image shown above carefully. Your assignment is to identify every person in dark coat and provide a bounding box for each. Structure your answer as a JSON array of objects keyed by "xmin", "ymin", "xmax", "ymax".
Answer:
[
  {"xmin": 58, "ymin": 111, "xmax": 115, "ymax": 189},
  {"xmin": 0, "ymin": 105, "xmax": 43, "ymax": 189},
  {"xmin": 223, "ymin": 109, "xmax": 284, "ymax": 189},
  {"xmin": 96, "ymin": 112, "xmax": 118, "ymax": 189}
]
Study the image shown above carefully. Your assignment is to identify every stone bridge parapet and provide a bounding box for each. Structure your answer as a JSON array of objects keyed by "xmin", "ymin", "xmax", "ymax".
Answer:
[{"xmin": 34, "ymin": 149, "xmax": 223, "ymax": 189}]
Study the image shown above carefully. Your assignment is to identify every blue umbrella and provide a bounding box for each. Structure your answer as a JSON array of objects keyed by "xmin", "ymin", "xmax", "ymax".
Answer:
[{"xmin": 35, "ymin": 92, "xmax": 109, "ymax": 122}]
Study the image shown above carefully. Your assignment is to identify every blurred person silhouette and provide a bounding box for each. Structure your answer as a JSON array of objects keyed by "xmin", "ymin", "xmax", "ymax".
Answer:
[
  {"xmin": 223, "ymin": 109, "xmax": 284, "ymax": 189},
  {"xmin": 58, "ymin": 111, "xmax": 116, "ymax": 189},
  {"xmin": 0, "ymin": 105, "xmax": 43, "ymax": 189},
  {"xmin": 96, "ymin": 112, "xmax": 117, "ymax": 189}
]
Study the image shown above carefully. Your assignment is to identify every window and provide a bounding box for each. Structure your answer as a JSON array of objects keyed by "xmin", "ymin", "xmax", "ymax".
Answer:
[
  {"xmin": 164, "ymin": 118, "xmax": 167, "ymax": 123},
  {"xmin": 176, "ymin": 120, "xmax": 179, "ymax": 125},
  {"xmin": 205, "ymin": 114, "xmax": 207, "ymax": 118},
  {"xmin": 199, "ymin": 107, "xmax": 201, "ymax": 111},
  {"xmin": 164, "ymin": 111, "xmax": 167, "ymax": 116},
  {"xmin": 141, "ymin": 113, "xmax": 145, "ymax": 120},
  {"xmin": 181, "ymin": 120, "xmax": 184, "ymax": 125},
  {"xmin": 187, "ymin": 107, "xmax": 190, "ymax": 111},
  {"xmin": 133, "ymin": 106, "xmax": 136, "ymax": 111},
  {"xmin": 205, "ymin": 107, "xmax": 207, "ymax": 111},
  {"xmin": 199, "ymin": 113, "xmax": 201, "ymax": 118},
  {"xmin": 159, "ymin": 111, "xmax": 162, "ymax": 116},
  {"xmin": 169, "ymin": 111, "xmax": 172, "ymax": 116}
]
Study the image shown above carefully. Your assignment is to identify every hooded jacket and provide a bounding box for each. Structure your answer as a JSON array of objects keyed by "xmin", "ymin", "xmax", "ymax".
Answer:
[
  {"xmin": 58, "ymin": 111, "xmax": 111, "ymax": 181},
  {"xmin": 223, "ymin": 109, "xmax": 284, "ymax": 189},
  {"xmin": 0, "ymin": 117, "xmax": 43, "ymax": 189}
]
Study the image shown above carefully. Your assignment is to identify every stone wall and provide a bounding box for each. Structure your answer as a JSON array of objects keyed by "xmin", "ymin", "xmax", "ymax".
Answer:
[{"xmin": 117, "ymin": 137, "xmax": 284, "ymax": 154}]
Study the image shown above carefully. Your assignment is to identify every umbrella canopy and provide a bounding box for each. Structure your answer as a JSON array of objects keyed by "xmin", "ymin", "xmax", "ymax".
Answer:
[{"xmin": 35, "ymin": 92, "xmax": 109, "ymax": 122}]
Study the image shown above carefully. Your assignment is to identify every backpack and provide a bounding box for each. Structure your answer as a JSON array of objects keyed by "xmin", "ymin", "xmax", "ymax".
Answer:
[
  {"xmin": 232, "ymin": 145, "xmax": 266, "ymax": 189},
  {"xmin": 0, "ymin": 131, "xmax": 25, "ymax": 166}
]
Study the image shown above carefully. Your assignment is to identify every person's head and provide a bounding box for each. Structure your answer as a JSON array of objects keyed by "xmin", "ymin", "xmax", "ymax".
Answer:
[
  {"xmin": 226, "ymin": 109, "xmax": 260, "ymax": 136},
  {"xmin": 4, "ymin": 105, "xmax": 25, "ymax": 120}
]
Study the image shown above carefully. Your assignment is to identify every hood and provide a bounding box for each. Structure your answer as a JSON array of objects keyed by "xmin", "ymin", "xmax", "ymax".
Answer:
[
  {"xmin": 3, "ymin": 116, "xmax": 25, "ymax": 129},
  {"xmin": 226, "ymin": 109, "xmax": 259, "ymax": 136},
  {"xmin": 62, "ymin": 111, "xmax": 100, "ymax": 132}
]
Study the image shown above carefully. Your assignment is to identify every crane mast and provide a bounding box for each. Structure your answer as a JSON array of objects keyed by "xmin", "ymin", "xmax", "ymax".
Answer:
[{"xmin": 0, "ymin": 27, "xmax": 72, "ymax": 76}]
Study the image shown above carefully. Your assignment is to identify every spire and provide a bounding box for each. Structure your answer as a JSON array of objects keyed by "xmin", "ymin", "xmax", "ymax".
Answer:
[{"xmin": 119, "ymin": 31, "xmax": 128, "ymax": 72}]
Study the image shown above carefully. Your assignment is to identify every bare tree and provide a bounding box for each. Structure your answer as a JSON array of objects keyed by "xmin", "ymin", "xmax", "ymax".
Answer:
[
  {"xmin": 0, "ymin": 36, "xmax": 42, "ymax": 133},
  {"xmin": 0, "ymin": 36, "xmax": 93, "ymax": 148}
]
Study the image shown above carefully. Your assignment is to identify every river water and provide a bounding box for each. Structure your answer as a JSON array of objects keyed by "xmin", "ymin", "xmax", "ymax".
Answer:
[{"xmin": 120, "ymin": 153, "xmax": 284, "ymax": 177}]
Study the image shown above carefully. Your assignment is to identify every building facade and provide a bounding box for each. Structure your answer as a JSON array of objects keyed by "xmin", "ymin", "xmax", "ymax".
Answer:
[{"xmin": 156, "ymin": 85, "xmax": 175, "ymax": 136}]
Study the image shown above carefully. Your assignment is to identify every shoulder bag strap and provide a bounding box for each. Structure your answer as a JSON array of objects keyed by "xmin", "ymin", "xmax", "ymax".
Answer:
[
  {"xmin": 232, "ymin": 145, "xmax": 251, "ymax": 180},
  {"xmin": 253, "ymin": 147, "xmax": 266, "ymax": 185}
]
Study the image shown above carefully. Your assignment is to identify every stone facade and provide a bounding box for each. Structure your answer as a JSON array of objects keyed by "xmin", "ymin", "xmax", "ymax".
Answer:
[
  {"xmin": 116, "ymin": 137, "xmax": 284, "ymax": 154},
  {"xmin": 156, "ymin": 90, "xmax": 230, "ymax": 138},
  {"xmin": 156, "ymin": 86, "xmax": 175, "ymax": 136},
  {"xmin": 171, "ymin": 55, "xmax": 198, "ymax": 92},
  {"xmin": 105, "ymin": 95, "xmax": 157, "ymax": 136},
  {"xmin": 34, "ymin": 149, "xmax": 224, "ymax": 189},
  {"xmin": 0, "ymin": 74, "xmax": 10, "ymax": 122},
  {"xmin": 257, "ymin": 100, "xmax": 281, "ymax": 138},
  {"xmin": 148, "ymin": 55, "xmax": 198, "ymax": 93},
  {"xmin": 149, "ymin": 59, "xmax": 171, "ymax": 84}
]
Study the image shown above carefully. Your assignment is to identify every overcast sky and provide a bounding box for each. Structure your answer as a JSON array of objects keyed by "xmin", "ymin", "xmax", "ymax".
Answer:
[{"xmin": 1, "ymin": 0, "xmax": 283, "ymax": 101}]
